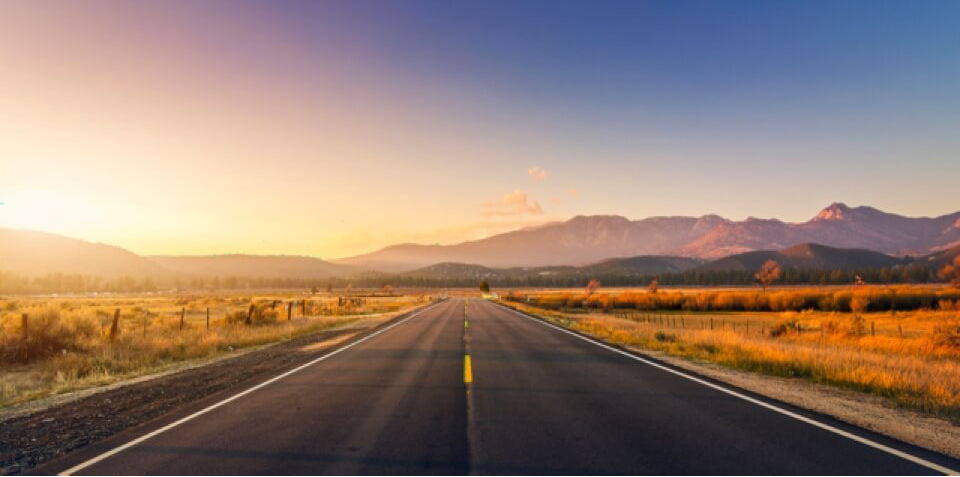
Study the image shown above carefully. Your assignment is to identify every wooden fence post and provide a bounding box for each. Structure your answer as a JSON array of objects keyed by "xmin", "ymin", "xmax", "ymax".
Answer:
[
  {"xmin": 898, "ymin": 323, "xmax": 903, "ymax": 338},
  {"xmin": 710, "ymin": 317, "xmax": 714, "ymax": 330},
  {"xmin": 287, "ymin": 302, "xmax": 293, "ymax": 321},
  {"xmin": 246, "ymin": 304, "xmax": 254, "ymax": 325},
  {"xmin": 302, "ymin": 299, "xmax": 307, "ymax": 316},
  {"xmin": 206, "ymin": 307, "xmax": 210, "ymax": 329},
  {"xmin": 871, "ymin": 321, "xmax": 875, "ymax": 337},
  {"xmin": 21, "ymin": 313, "xmax": 29, "ymax": 361},
  {"xmin": 109, "ymin": 308, "xmax": 120, "ymax": 341},
  {"xmin": 179, "ymin": 307, "xmax": 185, "ymax": 332}
]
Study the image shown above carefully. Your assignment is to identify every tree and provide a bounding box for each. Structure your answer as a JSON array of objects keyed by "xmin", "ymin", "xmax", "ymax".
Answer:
[
  {"xmin": 754, "ymin": 260, "xmax": 781, "ymax": 293},
  {"xmin": 849, "ymin": 294, "xmax": 869, "ymax": 336},
  {"xmin": 938, "ymin": 256, "xmax": 960, "ymax": 287},
  {"xmin": 586, "ymin": 279, "xmax": 601, "ymax": 295},
  {"xmin": 647, "ymin": 279, "xmax": 659, "ymax": 294},
  {"xmin": 479, "ymin": 280, "xmax": 490, "ymax": 293}
]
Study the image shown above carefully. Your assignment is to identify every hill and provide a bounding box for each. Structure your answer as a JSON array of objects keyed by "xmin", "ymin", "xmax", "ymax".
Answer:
[
  {"xmin": 699, "ymin": 243, "xmax": 909, "ymax": 272},
  {"xmin": 0, "ymin": 228, "xmax": 167, "ymax": 278},
  {"xmin": 403, "ymin": 255, "xmax": 700, "ymax": 281},
  {"xmin": 148, "ymin": 255, "xmax": 352, "ymax": 279}
]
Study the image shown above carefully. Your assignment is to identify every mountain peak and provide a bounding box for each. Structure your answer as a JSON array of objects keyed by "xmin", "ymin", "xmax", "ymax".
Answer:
[{"xmin": 813, "ymin": 202, "xmax": 853, "ymax": 221}]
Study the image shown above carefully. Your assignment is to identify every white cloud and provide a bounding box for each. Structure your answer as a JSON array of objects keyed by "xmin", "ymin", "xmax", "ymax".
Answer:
[
  {"xmin": 527, "ymin": 167, "xmax": 548, "ymax": 181},
  {"xmin": 484, "ymin": 189, "xmax": 544, "ymax": 216}
]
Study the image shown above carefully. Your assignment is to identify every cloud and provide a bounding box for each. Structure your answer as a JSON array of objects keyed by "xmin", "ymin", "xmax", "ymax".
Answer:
[
  {"xmin": 527, "ymin": 167, "xmax": 547, "ymax": 181},
  {"xmin": 567, "ymin": 189, "xmax": 579, "ymax": 197},
  {"xmin": 484, "ymin": 189, "xmax": 544, "ymax": 216}
]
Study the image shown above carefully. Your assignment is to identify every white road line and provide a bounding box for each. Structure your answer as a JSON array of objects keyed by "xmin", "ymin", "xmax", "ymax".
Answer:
[
  {"xmin": 493, "ymin": 302, "xmax": 959, "ymax": 476},
  {"xmin": 59, "ymin": 301, "xmax": 445, "ymax": 476}
]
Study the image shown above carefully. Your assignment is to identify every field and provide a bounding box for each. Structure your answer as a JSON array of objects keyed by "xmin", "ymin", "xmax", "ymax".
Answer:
[
  {"xmin": 500, "ymin": 285, "xmax": 960, "ymax": 422},
  {"xmin": 0, "ymin": 291, "xmax": 431, "ymax": 408}
]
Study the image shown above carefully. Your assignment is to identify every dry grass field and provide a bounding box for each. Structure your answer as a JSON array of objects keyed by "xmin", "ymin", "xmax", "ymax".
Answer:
[
  {"xmin": 0, "ymin": 292, "xmax": 431, "ymax": 407},
  {"xmin": 500, "ymin": 285, "xmax": 960, "ymax": 422}
]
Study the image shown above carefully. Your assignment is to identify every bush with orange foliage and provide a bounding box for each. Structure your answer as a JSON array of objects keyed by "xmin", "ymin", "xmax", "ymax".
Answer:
[
  {"xmin": 508, "ymin": 286, "xmax": 960, "ymax": 313},
  {"xmin": 940, "ymin": 256, "xmax": 960, "ymax": 287},
  {"xmin": 755, "ymin": 260, "xmax": 782, "ymax": 292},
  {"xmin": 585, "ymin": 279, "xmax": 601, "ymax": 295}
]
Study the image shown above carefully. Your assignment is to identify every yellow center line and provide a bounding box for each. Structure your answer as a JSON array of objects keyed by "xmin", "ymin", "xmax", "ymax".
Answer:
[
  {"xmin": 464, "ymin": 319, "xmax": 469, "ymax": 328},
  {"xmin": 464, "ymin": 354, "xmax": 473, "ymax": 383}
]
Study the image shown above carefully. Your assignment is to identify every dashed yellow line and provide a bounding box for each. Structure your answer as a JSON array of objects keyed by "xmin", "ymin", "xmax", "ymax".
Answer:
[
  {"xmin": 464, "ymin": 320, "xmax": 469, "ymax": 328},
  {"xmin": 464, "ymin": 354, "xmax": 473, "ymax": 383}
]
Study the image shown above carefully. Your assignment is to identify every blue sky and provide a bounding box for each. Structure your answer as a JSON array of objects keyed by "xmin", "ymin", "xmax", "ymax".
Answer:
[{"xmin": 1, "ymin": 1, "xmax": 958, "ymax": 256}]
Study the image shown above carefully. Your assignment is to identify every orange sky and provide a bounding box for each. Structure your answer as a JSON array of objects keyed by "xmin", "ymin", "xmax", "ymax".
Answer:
[{"xmin": 1, "ymin": 2, "xmax": 957, "ymax": 259}]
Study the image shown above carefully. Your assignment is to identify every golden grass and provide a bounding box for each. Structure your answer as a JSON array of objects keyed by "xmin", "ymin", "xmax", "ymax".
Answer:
[
  {"xmin": 0, "ymin": 292, "xmax": 430, "ymax": 407},
  {"xmin": 500, "ymin": 290, "xmax": 960, "ymax": 422},
  {"xmin": 509, "ymin": 284, "xmax": 960, "ymax": 313}
]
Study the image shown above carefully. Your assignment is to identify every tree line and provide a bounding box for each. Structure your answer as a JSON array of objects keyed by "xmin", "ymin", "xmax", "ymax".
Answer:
[{"xmin": 0, "ymin": 260, "xmax": 952, "ymax": 295}]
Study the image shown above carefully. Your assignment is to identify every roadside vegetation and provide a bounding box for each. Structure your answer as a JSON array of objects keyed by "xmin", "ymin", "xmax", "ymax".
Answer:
[
  {"xmin": 500, "ymin": 285, "xmax": 960, "ymax": 422},
  {"xmin": 509, "ymin": 285, "xmax": 960, "ymax": 313},
  {"xmin": 0, "ymin": 292, "xmax": 430, "ymax": 407}
]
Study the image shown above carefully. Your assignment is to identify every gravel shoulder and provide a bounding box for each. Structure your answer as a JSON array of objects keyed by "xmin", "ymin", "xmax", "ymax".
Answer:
[
  {"xmin": 625, "ymin": 344, "xmax": 960, "ymax": 460},
  {"xmin": 0, "ymin": 305, "xmax": 429, "ymax": 475},
  {"xmin": 499, "ymin": 301, "xmax": 960, "ymax": 461}
]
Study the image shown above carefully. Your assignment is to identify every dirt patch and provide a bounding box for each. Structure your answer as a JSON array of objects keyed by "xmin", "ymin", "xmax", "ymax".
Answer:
[
  {"xmin": 0, "ymin": 307, "xmax": 422, "ymax": 475},
  {"xmin": 300, "ymin": 334, "xmax": 354, "ymax": 352}
]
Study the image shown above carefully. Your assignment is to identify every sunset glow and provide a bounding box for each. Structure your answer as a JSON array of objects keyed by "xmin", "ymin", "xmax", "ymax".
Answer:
[{"xmin": 2, "ymin": 1, "xmax": 958, "ymax": 258}]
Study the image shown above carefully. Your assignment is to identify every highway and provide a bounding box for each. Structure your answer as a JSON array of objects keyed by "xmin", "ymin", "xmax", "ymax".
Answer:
[{"xmin": 42, "ymin": 298, "xmax": 958, "ymax": 475}]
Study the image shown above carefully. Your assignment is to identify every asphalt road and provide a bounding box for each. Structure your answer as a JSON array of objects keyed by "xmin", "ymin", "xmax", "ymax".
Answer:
[{"xmin": 41, "ymin": 298, "xmax": 959, "ymax": 475}]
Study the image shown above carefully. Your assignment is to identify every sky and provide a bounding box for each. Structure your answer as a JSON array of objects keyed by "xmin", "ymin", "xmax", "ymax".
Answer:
[{"xmin": 1, "ymin": 0, "xmax": 958, "ymax": 259}]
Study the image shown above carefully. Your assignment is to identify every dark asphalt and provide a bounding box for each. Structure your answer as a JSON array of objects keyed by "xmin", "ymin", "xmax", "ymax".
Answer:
[{"xmin": 40, "ymin": 298, "xmax": 959, "ymax": 475}]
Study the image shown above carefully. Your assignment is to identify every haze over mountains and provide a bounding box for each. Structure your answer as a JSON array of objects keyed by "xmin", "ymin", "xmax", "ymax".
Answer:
[
  {"xmin": 150, "ymin": 255, "xmax": 352, "ymax": 279},
  {"xmin": 0, "ymin": 229, "xmax": 168, "ymax": 279},
  {"xmin": 0, "ymin": 229, "xmax": 350, "ymax": 280},
  {"xmin": 337, "ymin": 203, "xmax": 960, "ymax": 272},
  {"xmin": 2, "ymin": 203, "xmax": 959, "ymax": 281}
]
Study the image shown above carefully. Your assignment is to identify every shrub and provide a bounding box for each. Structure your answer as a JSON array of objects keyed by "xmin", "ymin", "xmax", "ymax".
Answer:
[
  {"xmin": 0, "ymin": 308, "xmax": 98, "ymax": 364},
  {"xmin": 654, "ymin": 331, "xmax": 677, "ymax": 343},
  {"xmin": 928, "ymin": 318, "xmax": 960, "ymax": 350},
  {"xmin": 769, "ymin": 318, "xmax": 799, "ymax": 337}
]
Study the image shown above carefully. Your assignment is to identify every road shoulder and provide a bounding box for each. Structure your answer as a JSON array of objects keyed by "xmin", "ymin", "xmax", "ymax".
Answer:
[
  {"xmin": 2, "ymin": 303, "xmax": 435, "ymax": 475},
  {"xmin": 494, "ymin": 300, "xmax": 960, "ymax": 463}
]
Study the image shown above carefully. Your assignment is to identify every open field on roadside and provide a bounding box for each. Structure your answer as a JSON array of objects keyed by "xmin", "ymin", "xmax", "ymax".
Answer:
[
  {"xmin": 0, "ymin": 292, "xmax": 432, "ymax": 408},
  {"xmin": 499, "ymin": 285, "xmax": 960, "ymax": 422}
]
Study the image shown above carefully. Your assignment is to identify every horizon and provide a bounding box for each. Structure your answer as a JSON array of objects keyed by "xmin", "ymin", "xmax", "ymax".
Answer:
[
  {"xmin": 4, "ymin": 4, "xmax": 960, "ymax": 474},
  {"xmin": 2, "ymin": 1, "xmax": 959, "ymax": 259},
  {"xmin": 2, "ymin": 201, "xmax": 958, "ymax": 260}
]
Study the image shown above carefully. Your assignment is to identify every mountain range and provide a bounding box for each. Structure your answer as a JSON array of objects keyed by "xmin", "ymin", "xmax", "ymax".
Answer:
[
  {"xmin": 1, "ymin": 203, "xmax": 958, "ymax": 282},
  {"xmin": 399, "ymin": 243, "xmax": 935, "ymax": 282},
  {"xmin": 0, "ymin": 228, "xmax": 351, "ymax": 279},
  {"xmin": 336, "ymin": 203, "xmax": 960, "ymax": 272}
]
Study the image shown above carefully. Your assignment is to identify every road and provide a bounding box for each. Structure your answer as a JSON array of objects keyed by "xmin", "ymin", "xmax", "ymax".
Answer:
[{"xmin": 42, "ymin": 298, "xmax": 958, "ymax": 475}]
